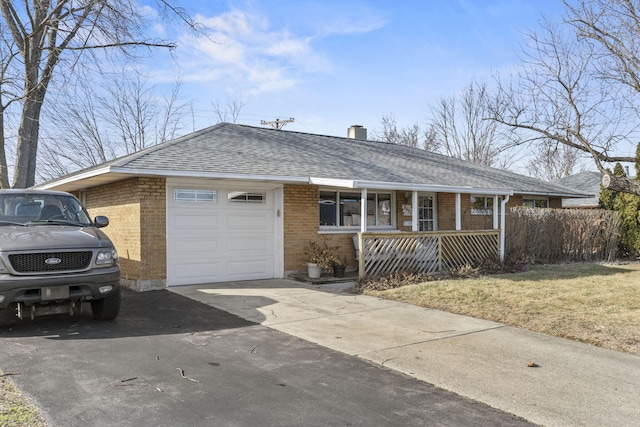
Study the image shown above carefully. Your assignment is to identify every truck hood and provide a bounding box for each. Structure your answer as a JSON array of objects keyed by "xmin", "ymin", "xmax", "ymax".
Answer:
[{"xmin": 0, "ymin": 226, "xmax": 114, "ymax": 252}]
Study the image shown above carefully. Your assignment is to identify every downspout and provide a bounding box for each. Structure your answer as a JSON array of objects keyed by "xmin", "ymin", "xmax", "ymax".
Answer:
[{"xmin": 500, "ymin": 195, "xmax": 510, "ymax": 263}]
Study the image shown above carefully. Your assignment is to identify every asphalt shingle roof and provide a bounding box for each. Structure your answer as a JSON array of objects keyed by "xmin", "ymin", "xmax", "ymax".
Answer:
[
  {"xmin": 44, "ymin": 123, "xmax": 588, "ymax": 197},
  {"xmin": 554, "ymin": 171, "xmax": 602, "ymax": 207}
]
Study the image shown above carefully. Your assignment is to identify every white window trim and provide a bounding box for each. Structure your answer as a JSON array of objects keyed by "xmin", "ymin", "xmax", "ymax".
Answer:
[
  {"xmin": 523, "ymin": 197, "xmax": 550, "ymax": 208},
  {"xmin": 228, "ymin": 191, "xmax": 267, "ymax": 204},
  {"xmin": 319, "ymin": 188, "xmax": 396, "ymax": 233},
  {"xmin": 174, "ymin": 189, "xmax": 217, "ymax": 203},
  {"xmin": 471, "ymin": 195, "xmax": 494, "ymax": 215}
]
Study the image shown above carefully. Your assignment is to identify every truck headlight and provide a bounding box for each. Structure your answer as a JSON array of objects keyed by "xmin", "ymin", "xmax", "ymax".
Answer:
[{"xmin": 95, "ymin": 249, "xmax": 118, "ymax": 266}]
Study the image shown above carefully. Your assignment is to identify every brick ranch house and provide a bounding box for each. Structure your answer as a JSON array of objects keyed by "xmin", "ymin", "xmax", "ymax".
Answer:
[{"xmin": 36, "ymin": 123, "xmax": 587, "ymax": 291}]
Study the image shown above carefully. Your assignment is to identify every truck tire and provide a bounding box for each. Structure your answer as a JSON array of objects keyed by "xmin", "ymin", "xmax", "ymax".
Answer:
[{"xmin": 91, "ymin": 288, "xmax": 121, "ymax": 320}]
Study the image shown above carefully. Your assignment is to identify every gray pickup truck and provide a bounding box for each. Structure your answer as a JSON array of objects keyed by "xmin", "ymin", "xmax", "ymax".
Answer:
[{"xmin": 0, "ymin": 189, "xmax": 120, "ymax": 321}]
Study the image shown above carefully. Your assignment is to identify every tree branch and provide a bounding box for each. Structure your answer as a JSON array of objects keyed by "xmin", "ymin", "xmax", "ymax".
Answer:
[{"xmin": 602, "ymin": 173, "xmax": 640, "ymax": 195}]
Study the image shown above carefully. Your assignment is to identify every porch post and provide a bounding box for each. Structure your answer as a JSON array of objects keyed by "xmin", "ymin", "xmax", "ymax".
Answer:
[
  {"xmin": 493, "ymin": 196, "xmax": 499, "ymax": 229},
  {"xmin": 360, "ymin": 188, "xmax": 368, "ymax": 233},
  {"xmin": 500, "ymin": 195, "xmax": 510, "ymax": 262},
  {"xmin": 455, "ymin": 193, "xmax": 461, "ymax": 231},
  {"xmin": 412, "ymin": 191, "xmax": 418, "ymax": 231}
]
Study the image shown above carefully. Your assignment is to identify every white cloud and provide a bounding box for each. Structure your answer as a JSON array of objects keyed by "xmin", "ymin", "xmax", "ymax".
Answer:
[{"xmin": 169, "ymin": 4, "xmax": 382, "ymax": 97}]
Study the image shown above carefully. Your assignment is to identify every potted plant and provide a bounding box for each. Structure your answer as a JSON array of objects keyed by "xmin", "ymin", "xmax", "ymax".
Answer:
[
  {"xmin": 332, "ymin": 256, "xmax": 347, "ymax": 278},
  {"xmin": 304, "ymin": 240, "xmax": 339, "ymax": 278}
]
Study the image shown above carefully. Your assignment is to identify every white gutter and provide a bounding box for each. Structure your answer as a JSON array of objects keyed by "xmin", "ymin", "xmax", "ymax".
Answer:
[
  {"xmin": 500, "ymin": 195, "xmax": 510, "ymax": 262},
  {"xmin": 310, "ymin": 177, "xmax": 514, "ymax": 195},
  {"xmin": 36, "ymin": 167, "xmax": 311, "ymax": 190},
  {"xmin": 35, "ymin": 166, "xmax": 113, "ymax": 189}
]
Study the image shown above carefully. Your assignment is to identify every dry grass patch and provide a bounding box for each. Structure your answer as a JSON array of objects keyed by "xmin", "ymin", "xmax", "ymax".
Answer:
[
  {"xmin": 356, "ymin": 262, "xmax": 640, "ymax": 356},
  {"xmin": 0, "ymin": 373, "xmax": 46, "ymax": 427}
]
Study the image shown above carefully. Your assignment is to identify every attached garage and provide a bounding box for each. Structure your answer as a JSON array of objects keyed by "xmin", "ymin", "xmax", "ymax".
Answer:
[{"xmin": 166, "ymin": 179, "xmax": 283, "ymax": 286}]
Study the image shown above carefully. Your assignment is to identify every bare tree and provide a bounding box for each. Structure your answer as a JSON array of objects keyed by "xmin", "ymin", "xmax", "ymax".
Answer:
[
  {"xmin": 490, "ymin": 1, "xmax": 640, "ymax": 195},
  {"xmin": 373, "ymin": 114, "xmax": 431, "ymax": 150},
  {"xmin": 0, "ymin": 0, "xmax": 200, "ymax": 188},
  {"xmin": 37, "ymin": 74, "xmax": 190, "ymax": 182},
  {"xmin": 212, "ymin": 97, "xmax": 246, "ymax": 124},
  {"xmin": 527, "ymin": 138, "xmax": 582, "ymax": 180},
  {"xmin": 427, "ymin": 80, "xmax": 512, "ymax": 168}
]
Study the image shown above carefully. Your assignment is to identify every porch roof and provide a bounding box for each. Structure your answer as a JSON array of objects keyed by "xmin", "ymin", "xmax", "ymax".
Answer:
[{"xmin": 36, "ymin": 123, "xmax": 588, "ymax": 198}]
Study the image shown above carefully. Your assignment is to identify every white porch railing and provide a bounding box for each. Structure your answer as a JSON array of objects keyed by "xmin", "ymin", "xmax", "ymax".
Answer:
[{"xmin": 356, "ymin": 230, "xmax": 500, "ymax": 278}]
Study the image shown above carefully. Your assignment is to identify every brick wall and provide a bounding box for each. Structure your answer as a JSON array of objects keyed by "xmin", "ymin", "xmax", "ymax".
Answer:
[
  {"xmin": 138, "ymin": 177, "xmax": 167, "ymax": 286},
  {"xmin": 549, "ymin": 197, "xmax": 562, "ymax": 208},
  {"xmin": 438, "ymin": 193, "xmax": 456, "ymax": 230},
  {"xmin": 283, "ymin": 184, "xmax": 318, "ymax": 271},
  {"xmin": 83, "ymin": 177, "xmax": 166, "ymax": 291},
  {"xmin": 397, "ymin": 192, "xmax": 412, "ymax": 232},
  {"xmin": 283, "ymin": 184, "xmax": 357, "ymax": 272}
]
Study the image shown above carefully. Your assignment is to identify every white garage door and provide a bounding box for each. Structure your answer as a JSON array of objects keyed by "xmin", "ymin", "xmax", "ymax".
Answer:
[{"xmin": 167, "ymin": 183, "xmax": 278, "ymax": 286}]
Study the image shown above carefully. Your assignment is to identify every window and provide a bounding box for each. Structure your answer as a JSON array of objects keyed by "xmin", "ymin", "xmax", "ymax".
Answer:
[
  {"xmin": 174, "ymin": 189, "xmax": 217, "ymax": 202},
  {"xmin": 228, "ymin": 191, "xmax": 266, "ymax": 203},
  {"xmin": 471, "ymin": 195, "xmax": 494, "ymax": 215},
  {"xmin": 523, "ymin": 198, "xmax": 549, "ymax": 208},
  {"xmin": 320, "ymin": 190, "xmax": 393, "ymax": 227}
]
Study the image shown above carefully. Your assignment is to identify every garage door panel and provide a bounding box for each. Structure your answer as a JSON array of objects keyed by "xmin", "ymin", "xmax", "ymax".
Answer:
[
  {"xmin": 227, "ymin": 213, "xmax": 271, "ymax": 229},
  {"xmin": 227, "ymin": 259, "xmax": 270, "ymax": 276},
  {"xmin": 173, "ymin": 261, "xmax": 220, "ymax": 280},
  {"xmin": 172, "ymin": 238, "xmax": 219, "ymax": 257},
  {"xmin": 172, "ymin": 213, "xmax": 220, "ymax": 229},
  {"xmin": 167, "ymin": 186, "xmax": 278, "ymax": 285},
  {"xmin": 226, "ymin": 236, "xmax": 271, "ymax": 252}
]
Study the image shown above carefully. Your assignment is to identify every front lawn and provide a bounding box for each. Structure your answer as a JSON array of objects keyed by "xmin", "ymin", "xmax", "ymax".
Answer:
[{"xmin": 354, "ymin": 262, "xmax": 640, "ymax": 356}]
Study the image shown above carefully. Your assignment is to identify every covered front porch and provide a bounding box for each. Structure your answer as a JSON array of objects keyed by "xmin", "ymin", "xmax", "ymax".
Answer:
[{"xmin": 312, "ymin": 178, "xmax": 513, "ymax": 279}]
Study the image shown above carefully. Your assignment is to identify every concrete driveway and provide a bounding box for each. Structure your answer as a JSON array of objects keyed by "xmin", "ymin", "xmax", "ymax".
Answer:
[
  {"xmin": 0, "ymin": 288, "xmax": 531, "ymax": 427},
  {"xmin": 170, "ymin": 279, "xmax": 640, "ymax": 427}
]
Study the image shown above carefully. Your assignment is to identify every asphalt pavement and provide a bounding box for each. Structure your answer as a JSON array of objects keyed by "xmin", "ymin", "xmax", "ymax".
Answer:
[{"xmin": 0, "ymin": 287, "xmax": 531, "ymax": 427}]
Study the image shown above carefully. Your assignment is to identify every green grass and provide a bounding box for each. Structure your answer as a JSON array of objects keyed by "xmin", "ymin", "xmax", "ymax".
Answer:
[{"xmin": 360, "ymin": 262, "xmax": 640, "ymax": 355}]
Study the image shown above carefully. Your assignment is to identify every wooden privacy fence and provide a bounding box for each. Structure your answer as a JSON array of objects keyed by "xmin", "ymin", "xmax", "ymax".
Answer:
[{"xmin": 356, "ymin": 230, "xmax": 500, "ymax": 278}]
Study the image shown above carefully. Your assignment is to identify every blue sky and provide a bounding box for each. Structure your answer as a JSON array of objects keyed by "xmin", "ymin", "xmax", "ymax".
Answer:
[{"xmin": 146, "ymin": 0, "xmax": 564, "ymax": 139}]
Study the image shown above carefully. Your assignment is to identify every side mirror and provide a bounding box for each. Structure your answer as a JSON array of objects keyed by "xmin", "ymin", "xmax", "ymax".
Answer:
[{"xmin": 94, "ymin": 216, "xmax": 109, "ymax": 228}]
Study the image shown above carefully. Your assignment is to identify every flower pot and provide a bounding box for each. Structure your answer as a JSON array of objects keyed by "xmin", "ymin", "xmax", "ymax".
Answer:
[
  {"xmin": 333, "ymin": 265, "xmax": 346, "ymax": 278},
  {"xmin": 307, "ymin": 262, "xmax": 322, "ymax": 279}
]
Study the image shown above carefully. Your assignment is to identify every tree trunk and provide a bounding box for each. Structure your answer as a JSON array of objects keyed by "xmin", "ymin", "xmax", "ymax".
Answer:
[
  {"xmin": 601, "ymin": 174, "xmax": 640, "ymax": 196},
  {"xmin": 13, "ymin": 91, "xmax": 45, "ymax": 188},
  {"xmin": 0, "ymin": 111, "xmax": 10, "ymax": 188}
]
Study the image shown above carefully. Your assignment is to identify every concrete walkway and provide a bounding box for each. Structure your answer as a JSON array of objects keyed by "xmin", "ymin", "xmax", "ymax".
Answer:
[{"xmin": 170, "ymin": 279, "xmax": 640, "ymax": 427}]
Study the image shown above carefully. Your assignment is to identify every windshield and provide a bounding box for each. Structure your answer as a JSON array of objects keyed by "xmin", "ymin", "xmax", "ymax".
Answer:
[{"xmin": 0, "ymin": 193, "xmax": 93, "ymax": 226}]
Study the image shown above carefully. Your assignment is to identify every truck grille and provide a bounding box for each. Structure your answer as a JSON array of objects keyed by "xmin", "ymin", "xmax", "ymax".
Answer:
[{"xmin": 9, "ymin": 251, "xmax": 93, "ymax": 273}]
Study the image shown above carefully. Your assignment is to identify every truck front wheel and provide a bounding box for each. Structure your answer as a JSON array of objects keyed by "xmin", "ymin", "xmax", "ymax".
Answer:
[{"xmin": 91, "ymin": 288, "xmax": 121, "ymax": 320}]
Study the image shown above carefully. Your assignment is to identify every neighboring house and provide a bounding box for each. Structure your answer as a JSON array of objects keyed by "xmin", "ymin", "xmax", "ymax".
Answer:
[
  {"xmin": 36, "ymin": 123, "xmax": 587, "ymax": 291},
  {"xmin": 554, "ymin": 171, "xmax": 602, "ymax": 209}
]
